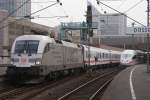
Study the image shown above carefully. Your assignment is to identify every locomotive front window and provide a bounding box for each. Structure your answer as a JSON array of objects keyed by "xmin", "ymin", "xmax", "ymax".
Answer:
[
  {"xmin": 122, "ymin": 54, "xmax": 132, "ymax": 59},
  {"xmin": 14, "ymin": 41, "xmax": 26, "ymax": 54},
  {"xmin": 28, "ymin": 41, "xmax": 39, "ymax": 53},
  {"xmin": 14, "ymin": 40, "xmax": 39, "ymax": 54}
]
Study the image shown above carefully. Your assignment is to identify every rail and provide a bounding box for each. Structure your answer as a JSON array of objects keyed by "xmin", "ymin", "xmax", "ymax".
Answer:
[
  {"xmin": 57, "ymin": 71, "xmax": 115, "ymax": 100},
  {"xmin": 89, "ymin": 79, "xmax": 112, "ymax": 100}
]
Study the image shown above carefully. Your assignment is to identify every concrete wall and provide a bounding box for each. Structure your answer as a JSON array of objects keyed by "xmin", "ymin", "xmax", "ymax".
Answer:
[{"xmin": 0, "ymin": 10, "xmax": 9, "ymax": 64}]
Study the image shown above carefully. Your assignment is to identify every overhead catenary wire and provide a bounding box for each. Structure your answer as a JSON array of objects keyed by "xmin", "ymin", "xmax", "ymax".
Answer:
[
  {"xmin": 124, "ymin": 0, "xmax": 144, "ymax": 13},
  {"xmin": 31, "ymin": 2, "xmax": 60, "ymax": 15},
  {"xmin": 32, "ymin": 0, "xmax": 67, "ymax": 20},
  {"xmin": 0, "ymin": 1, "xmax": 57, "ymax": 4},
  {"xmin": 96, "ymin": 0, "xmax": 146, "ymax": 27},
  {"xmin": 55, "ymin": 2, "xmax": 70, "ymax": 23},
  {"xmin": 98, "ymin": 0, "xmax": 122, "ymax": 13},
  {"xmin": 37, "ymin": 16, "xmax": 68, "ymax": 19},
  {"xmin": 31, "ymin": 1, "xmax": 57, "ymax": 3},
  {"xmin": 59, "ymin": 5, "xmax": 68, "ymax": 18},
  {"xmin": 0, "ymin": 1, "xmax": 61, "ymax": 31}
]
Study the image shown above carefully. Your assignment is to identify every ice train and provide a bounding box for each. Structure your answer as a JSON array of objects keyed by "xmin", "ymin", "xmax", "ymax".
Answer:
[
  {"xmin": 120, "ymin": 50, "xmax": 144, "ymax": 66},
  {"xmin": 6, "ymin": 35, "xmax": 121, "ymax": 82}
]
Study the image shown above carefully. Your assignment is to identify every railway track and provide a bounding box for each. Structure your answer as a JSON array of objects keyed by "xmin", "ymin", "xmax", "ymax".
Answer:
[
  {"xmin": 0, "ymin": 86, "xmax": 29, "ymax": 100},
  {"xmin": 29, "ymin": 67, "xmax": 122, "ymax": 100},
  {"xmin": 58, "ymin": 70, "xmax": 119, "ymax": 100},
  {"xmin": 0, "ymin": 73, "xmax": 85, "ymax": 100},
  {"xmin": 18, "ymin": 76, "xmax": 79, "ymax": 100},
  {"xmin": 20, "ymin": 70, "xmax": 108, "ymax": 100},
  {"xmin": 89, "ymin": 79, "xmax": 112, "ymax": 100},
  {"xmin": 0, "ymin": 67, "xmax": 123, "ymax": 100},
  {"xmin": 0, "ymin": 77, "xmax": 22, "ymax": 97}
]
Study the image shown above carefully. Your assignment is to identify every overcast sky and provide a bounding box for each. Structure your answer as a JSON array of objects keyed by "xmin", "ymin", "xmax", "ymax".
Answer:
[{"xmin": 31, "ymin": 0, "xmax": 147, "ymax": 27}]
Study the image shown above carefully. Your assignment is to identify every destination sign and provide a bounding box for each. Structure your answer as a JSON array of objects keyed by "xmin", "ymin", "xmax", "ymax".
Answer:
[{"xmin": 127, "ymin": 27, "xmax": 150, "ymax": 34}]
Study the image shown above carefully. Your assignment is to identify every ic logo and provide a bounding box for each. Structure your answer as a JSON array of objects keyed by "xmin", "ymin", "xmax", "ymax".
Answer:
[{"xmin": 20, "ymin": 58, "xmax": 27, "ymax": 64}]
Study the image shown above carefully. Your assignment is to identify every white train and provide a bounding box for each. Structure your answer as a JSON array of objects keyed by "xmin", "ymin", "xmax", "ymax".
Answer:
[
  {"xmin": 120, "ymin": 50, "xmax": 144, "ymax": 66},
  {"xmin": 6, "ymin": 35, "xmax": 121, "ymax": 82}
]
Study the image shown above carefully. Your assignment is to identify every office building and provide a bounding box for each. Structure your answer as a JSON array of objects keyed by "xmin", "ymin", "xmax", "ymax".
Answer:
[{"xmin": 0, "ymin": 0, "xmax": 31, "ymax": 18}]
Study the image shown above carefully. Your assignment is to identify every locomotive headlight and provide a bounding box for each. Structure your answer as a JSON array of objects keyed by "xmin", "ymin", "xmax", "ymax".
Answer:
[
  {"xmin": 35, "ymin": 58, "xmax": 41, "ymax": 65},
  {"xmin": 35, "ymin": 61, "xmax": 41, "ymax": 64}
]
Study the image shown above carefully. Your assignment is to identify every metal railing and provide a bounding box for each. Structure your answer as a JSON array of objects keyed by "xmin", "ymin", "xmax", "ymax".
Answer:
[{"xmin": 61, "ymin": 22, "xmax": 98, "ymax": 29}]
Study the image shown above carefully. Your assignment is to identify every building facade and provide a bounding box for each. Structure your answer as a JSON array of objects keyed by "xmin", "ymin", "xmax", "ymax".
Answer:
[
  {"xmin": 98, "ymin": 13, "xmax": 127, "ymax": 36},
  {"xmin": 91, "ymin": 2, "xmax": 127, "ymax": 36},
  {"xmin": 0, "ymin": 0, "xmax": 31, "ymax": 18}
]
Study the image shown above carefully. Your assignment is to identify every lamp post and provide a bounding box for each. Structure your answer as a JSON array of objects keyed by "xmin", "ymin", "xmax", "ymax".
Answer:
[
  {"xmin": 131, "ymin": 22, "xmax": 135, "ymax": 50},
  {"xmin": 147, "ymin": 0, "xmax": 150, "ymax": 72}
]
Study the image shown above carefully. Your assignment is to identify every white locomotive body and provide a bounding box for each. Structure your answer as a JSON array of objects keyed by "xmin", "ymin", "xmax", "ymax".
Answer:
[
  {"xmin": 7, "ymin": 35, "xmax": 83, "ymax": 79},
  {"xmin": 6, "ymin": 35, "xmax": 121, "ymax": 82},
  {"xmin": 41, "ymin": 40, "xmax": 84, "ymax": 76}
]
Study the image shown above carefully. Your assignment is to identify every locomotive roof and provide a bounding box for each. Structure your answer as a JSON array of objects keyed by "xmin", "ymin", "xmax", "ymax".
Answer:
[
  {"xmin": 15, "ymin": 35, "xmax": 56, "ymax": 43},
  {"xmin": 61, "ymin": 40, "xmax": 79, "ymax": 48},
  {"xmin": 82, "ymin": 45, "xmax": 121, "ymax": 53},
  {"xmin": 122, "ymin": 49, "xmax": 144, "ymax": 54}
]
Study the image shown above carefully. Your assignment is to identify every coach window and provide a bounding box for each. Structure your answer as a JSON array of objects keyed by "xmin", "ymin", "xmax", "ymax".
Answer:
[
  {"xmin": 97, "ymin": 53, "xmax": 99, "ymax": 58},
  {"xmin": 103, "ymin": 53, "xmax": 104, "ymax": 58},
  {"xmin": 105, "ymin": 54, "xmax": 106, "ymax": 58},
  {"xmin": 106, "ymin": 54, "xmax": 108, "ymax": 58},
  {"xmin": 112, "ymin": 54, "xmax": 115, "ymax": 59},
  {"xmin": 105, "ymin": 53, "xmax": 106, "ymax": 58},
  {"xmin": 100, "ymin": 53, "xmax": 101, "ymax": 58},
  {"xmin": 117, "ymin": 55, "xmax": 119, "ymax": 59},
  {"xmin": 44, "ymin": 43, "xmax": 50, "ymax": 53},
  {"xmin": 86, "ymin": 51, "xmax": 88, "ymax": 57}
]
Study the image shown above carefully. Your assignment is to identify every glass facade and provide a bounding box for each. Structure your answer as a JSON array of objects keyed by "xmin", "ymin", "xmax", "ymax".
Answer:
[{"xmin": 0, "ymin": 0, "xmax": 31, "ymax": 18}]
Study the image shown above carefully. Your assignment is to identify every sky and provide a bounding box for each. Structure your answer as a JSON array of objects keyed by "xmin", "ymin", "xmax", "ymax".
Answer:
[{"xmin": 31, "ymin": 0, "xmax": 147, "ymax": 27}]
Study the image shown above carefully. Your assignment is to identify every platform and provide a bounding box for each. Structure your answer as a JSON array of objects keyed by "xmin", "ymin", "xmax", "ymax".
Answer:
[{"xmin": 102, "ymin": 64, "xmax": 150, "ymax": 100}]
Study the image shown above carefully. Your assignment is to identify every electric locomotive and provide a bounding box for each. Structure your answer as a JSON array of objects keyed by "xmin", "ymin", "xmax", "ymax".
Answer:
[{"xmin": 6, "ymin": 35, "xmax": 121, "ymax": 83}]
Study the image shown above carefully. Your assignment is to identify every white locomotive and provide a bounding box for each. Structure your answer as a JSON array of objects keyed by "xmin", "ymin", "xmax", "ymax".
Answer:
[
  {"xmin": 120, "ymin": 50, "xmax": 144, "ymax": 66},
  {"xmin": 6, "ymin": 35, "xmax": 121, "ymax": 82}
]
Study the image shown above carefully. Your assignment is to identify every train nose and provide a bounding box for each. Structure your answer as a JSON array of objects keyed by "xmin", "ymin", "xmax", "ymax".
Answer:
[{"xmin": 121, "ymin": 60, "xmax": 129, "ymax": 64}]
